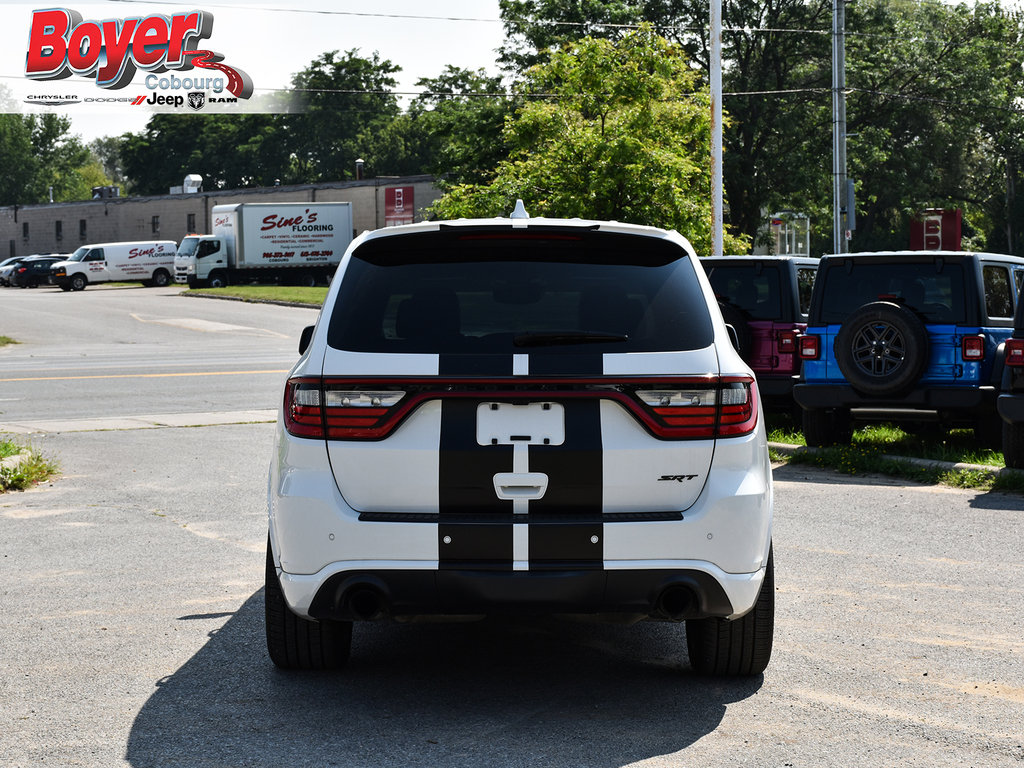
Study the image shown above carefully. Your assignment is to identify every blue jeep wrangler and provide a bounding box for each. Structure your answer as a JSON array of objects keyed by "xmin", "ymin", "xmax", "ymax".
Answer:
[{"xmin": 794, "ymin": 251, "xmax": 1024, "ymax": 446}]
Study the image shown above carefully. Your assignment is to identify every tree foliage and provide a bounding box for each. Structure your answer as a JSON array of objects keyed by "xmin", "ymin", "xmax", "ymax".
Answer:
[
  {"xmin": 496, "ymin": 0, "xmax": 1024, "ymax": 256},
  {"xmin": 0, "ymin": 104, "xmax": 99, "ymax": 205},
  {"xmin": 433, "ymin": 26, "xmax": 748, "ymax": 255}
]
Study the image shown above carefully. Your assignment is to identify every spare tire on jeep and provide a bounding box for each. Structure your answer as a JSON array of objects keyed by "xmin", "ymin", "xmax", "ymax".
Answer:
[{"xmin": 835, "ymin": 301, "xmax": 929, "ymax": 396}]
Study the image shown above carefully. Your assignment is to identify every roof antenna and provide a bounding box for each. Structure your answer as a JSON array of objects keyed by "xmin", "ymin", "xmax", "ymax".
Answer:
[{"xmin": 510, "ymin": 199, "xmax": 529, "ymax": 219}]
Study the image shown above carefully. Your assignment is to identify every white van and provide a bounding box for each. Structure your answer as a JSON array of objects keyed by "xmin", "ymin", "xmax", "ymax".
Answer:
[{"xmin": 51, "ymin": 241, "xmax": 177, "ymax": 291}]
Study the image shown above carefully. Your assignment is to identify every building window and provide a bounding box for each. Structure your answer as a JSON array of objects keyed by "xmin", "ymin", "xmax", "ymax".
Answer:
[
  {"xmin": 22, "ymin": 222, "xmax": 29, "ymax": 240},
  {"xmin": 151, "ymin": 215, "xmax": 160, "ymax": 235},
  {"xmin": 55, "ymin": 220, "xmax": 63, "ymax": 241},
  {"xmin": 79, "ymin": 219, "xmax": 87, "ymax": 240},
  {"xmin": 187, "ymin": 213, "xmax": 196, "ymax": 232}
]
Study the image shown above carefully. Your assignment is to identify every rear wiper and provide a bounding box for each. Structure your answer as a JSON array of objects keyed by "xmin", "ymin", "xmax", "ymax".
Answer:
[{"xmin": 513, "ymin": 331, "xmax": 629, "ymax": 347}]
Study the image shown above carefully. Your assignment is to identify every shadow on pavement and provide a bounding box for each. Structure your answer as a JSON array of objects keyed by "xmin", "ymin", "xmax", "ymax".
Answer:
[{"xmin": 127, "ymin": 591, "xmax": 763, "ymax": 768}]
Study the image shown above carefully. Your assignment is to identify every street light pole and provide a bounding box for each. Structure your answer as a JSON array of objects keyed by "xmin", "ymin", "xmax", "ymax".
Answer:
[
  {"xmin": 711, "ymin": 0, "xmax": 723, "ymax": 257},
  {"xmin": 832, "ymin": 0, "xmax": 848, "ymax": 254}
]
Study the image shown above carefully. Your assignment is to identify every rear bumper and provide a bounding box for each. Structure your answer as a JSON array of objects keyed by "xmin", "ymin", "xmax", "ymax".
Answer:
[
  {"xmin": 794, "ymin": 383, "xmax": 995, "ymax": 413},
  {"xmin": 298, "ymin": 566, "xmax": 742, "ymax": 622},
  {"xmin": 998, "ymin": 392, "xmax": 1024, "ymax": 423}
]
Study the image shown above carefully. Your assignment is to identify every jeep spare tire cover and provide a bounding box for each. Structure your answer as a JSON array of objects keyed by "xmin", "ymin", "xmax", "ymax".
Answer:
[{"xmin": 835, "ymin": 301, "xmax": 929, "ymax": 396}]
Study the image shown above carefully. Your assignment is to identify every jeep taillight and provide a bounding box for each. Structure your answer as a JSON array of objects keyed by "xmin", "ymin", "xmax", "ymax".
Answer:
[
  {"xmin": 1006, "ymin": 338, "xmax": 1024, "ymax": 367},
  {"xmin": 777, "ymin": 330, "xmax": 798, "ymax": 354},
  {"xmin": 961, "ymin": 335, "xmax": 985, "ymax": 361},
  {"xmin": 798, "ymin": 334, "xmax": 820, "ymax": 360}
]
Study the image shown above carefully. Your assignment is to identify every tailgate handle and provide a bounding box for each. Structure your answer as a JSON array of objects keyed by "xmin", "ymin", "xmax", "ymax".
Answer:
[{"xmin": 493, "ymin": 472, "xmax": 548, "ymax": 500}]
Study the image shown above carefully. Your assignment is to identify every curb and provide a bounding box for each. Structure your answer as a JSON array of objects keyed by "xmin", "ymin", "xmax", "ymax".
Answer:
[
  {"xmin": 767, "ymin": 441, "xmax": 1023, "ymax": 477},
  {"xmin": 180, "ymin": 292, "xmax": 321, "ymax": 310}
]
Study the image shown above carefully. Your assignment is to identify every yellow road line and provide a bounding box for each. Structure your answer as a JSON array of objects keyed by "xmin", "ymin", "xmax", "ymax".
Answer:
[{"xmin": 0, "ymin": 370, "xmax": 289, "ymax": 383}]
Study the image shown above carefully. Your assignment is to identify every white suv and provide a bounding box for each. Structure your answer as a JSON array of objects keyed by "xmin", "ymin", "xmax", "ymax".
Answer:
[{"xmin": 267, "ymin": 207, "xmax": 774, "ymax": 676}]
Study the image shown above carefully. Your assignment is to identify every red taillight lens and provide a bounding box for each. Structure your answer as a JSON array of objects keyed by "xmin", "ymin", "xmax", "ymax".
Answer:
[
  {"xmin": 284, "ymin": 379, "xmax": 408, "ymax": 439},
  {"xmin": 798, "ymin": 334, "xmax": 820, "ymax": 360},
  {"xmin": 635, "ymin": 379, "xmax": 757, "ymax": 438},
  {"xmin": 284, "ymin": 377, "xmax": 757, "ymax": 441},
  {"xmin": 17, "ymin": 267, "xmax": 27, "ymax": 273},
  {"xmin": 283, "ymin": 379, "xmax": 325, "ymax": 438},
  {"xmin": 777, "ymin": 330, "xmax": 798, "ymax": 354},
  {"xmin": 1006, "ymin": 338, "xmax": 1024, "ymax": 367},
  {"xmin": 961, "ymin": 335, "xmax": 985, "ymax": 361}
]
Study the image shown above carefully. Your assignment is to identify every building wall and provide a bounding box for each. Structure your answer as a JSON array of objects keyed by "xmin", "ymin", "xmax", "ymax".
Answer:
[{"xmin": 0, "ymin": 177, "xmax": 441, "ymax": 259}]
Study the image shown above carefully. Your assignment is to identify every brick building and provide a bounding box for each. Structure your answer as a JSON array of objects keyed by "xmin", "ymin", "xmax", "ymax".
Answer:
[{"xmin": 1, "ymin": 176, "xmax": 441, "ymax": 259}]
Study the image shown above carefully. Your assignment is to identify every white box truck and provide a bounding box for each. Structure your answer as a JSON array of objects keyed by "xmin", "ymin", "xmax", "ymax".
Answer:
[
  {"xmin": 174, "ymin": 202, "xmax": 353, "ymax": 288},
  {"xmin": 51, "ymin": 241, "xmax": 177, "ymax": 291}
]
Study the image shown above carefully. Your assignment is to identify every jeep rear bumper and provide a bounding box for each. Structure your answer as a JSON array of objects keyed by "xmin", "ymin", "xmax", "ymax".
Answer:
[
  {"xmin": 794, "ymin": 383, "xmax": 996, "ymax": 413},
  {"xmin": 997, "ymin": 393, "xmax": 1024, "ymax": 423}
]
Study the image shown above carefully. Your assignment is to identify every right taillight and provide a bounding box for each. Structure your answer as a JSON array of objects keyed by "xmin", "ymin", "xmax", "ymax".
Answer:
[
  {"xmin": 777, "ymin": 330, "xmax": 798, "ymax": 354},
  {"xmin": 798, "ymin": 334, "xmax": 820, "ymax": 360},
  {"xmin": 635, "ymin": 378, "xmax": 757, "ymax": 438},
  {"xmin": 1006, "ymin": 338, "xmax": 1024, "ymax": 367}
]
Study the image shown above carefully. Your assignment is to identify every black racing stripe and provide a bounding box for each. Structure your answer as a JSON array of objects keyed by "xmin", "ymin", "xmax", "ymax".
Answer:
[
  {"xmin": 528, "ymin": 522, "xmax": 603, "ymax": 571},
  {"xmin": 439, "ymin": 354, "xmax": 513, "ymax": 376},
  {"xmin": 528, "ymin": 354, "xmax": 603, "ymax": 376},
  {"xmin": 528, "ymin": 399, "xmax": 604, "ymax": 568},
  {"xmin": 438, "ymin": 399, "xmax": 513, "ymax": 570}
]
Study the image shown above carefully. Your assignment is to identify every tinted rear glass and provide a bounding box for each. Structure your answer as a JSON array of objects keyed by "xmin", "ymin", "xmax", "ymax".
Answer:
[
  {"xmin": 705, "ymin": 264, "xmax": 784, "ymax": 320},
  {"xmin": 327, "ymin": 228, "xmax": 714, "ymax": 354},
  {"xmin": 818, "ymin": 260, "xmax": 966, "ymax": 324}
]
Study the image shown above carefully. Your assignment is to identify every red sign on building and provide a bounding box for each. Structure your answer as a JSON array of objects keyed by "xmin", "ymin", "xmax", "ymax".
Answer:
[
  {"xmin": 910, "ymin": 209, "xmax": 962, "ymax": 251},
  {"xmin": 384, "ymin": 186, "xmax": 414, "ymax": 227}
]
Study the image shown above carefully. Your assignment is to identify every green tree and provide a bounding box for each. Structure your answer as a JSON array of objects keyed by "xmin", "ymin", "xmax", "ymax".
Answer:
[
  {"xmin": 0, "ymin": 114, "xmax": 36, "ymax": 204},
  {"xmin": 285, "ymin": 49, "xmax": 401, "ymax": 181},
  {"xmin": 433, "ymin": 26, "xmax": 747, "ymax": 255}
]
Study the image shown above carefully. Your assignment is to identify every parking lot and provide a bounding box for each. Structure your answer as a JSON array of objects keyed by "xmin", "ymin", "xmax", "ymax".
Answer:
[{"xmin": 2, "ymin": 286, "xmax": 1023, "ymax": 767}]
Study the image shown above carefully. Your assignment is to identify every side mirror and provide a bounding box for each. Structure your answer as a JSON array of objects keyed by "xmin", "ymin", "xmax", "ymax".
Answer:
[{"xmin": 298, "ymin": 325, "xmax": 314, "ymax": 355}]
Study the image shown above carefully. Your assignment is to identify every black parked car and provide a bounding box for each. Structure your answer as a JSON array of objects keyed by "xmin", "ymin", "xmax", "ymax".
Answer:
[
  {"xmin": 9, "ymin": 255, "xmax": 65, "ymax": 288},
  {"xmin": 997, "ymin": 293, "xmax": 1024, "ymax": 467}
]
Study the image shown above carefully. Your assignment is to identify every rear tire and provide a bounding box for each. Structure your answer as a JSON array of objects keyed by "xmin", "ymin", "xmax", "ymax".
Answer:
[
  {"xmin": 1003, "ymin": 420, "xmax": 1024, "ymax": 468},
  {"xmin": 151, "ymin": 269, "xmax": 170, "ymax": 287},
  {"xmin": 265, "ymin": 537, "xmax": 352, "ymax": 670},
  {"xmin": 802, "ymin": 407, "xmax": 852, "ymax": 446},
  {"xmin": 687, "ymin": 546, "xmax": 774, "ymax": 677}
]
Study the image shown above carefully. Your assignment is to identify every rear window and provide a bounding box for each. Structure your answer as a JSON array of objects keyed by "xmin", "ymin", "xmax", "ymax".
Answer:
[
  {"xmin": 817, "ymin": 260, "xmax": 965, "ymax": 324},
  {"xmin": 705, "ymin": 264, "xmax": 783, "ymax": 320},
  {"xmin": 327, "ymin": 228, "xmax": 714, "ymax": 354}
]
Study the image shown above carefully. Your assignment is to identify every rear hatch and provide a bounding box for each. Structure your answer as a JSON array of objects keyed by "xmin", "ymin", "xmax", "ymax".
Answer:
[
  {"xmin": 301, "ymin": 226, "xmax": 752, "ymax": 520},
  {"xmin": 810, "ymin": 256, "xmax": 968, "ymax": 384}
]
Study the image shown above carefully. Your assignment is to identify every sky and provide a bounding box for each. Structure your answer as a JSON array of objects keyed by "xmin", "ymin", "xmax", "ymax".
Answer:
[{"xmin": 1, "ymin": 0, "xmax": 506, "ymax": 143}]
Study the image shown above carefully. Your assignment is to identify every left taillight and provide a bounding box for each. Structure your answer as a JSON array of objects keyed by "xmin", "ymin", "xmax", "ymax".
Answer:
[
  {"xmin": 1006, "ymin": 338, "xmax": 1024, "ymax": 367},
  {"xmin": 284, "ymin": 378, "xmax": 408, "ymax": 439}
]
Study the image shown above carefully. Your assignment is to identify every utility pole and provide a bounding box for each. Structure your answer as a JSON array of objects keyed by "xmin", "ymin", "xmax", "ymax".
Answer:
[
  {"xmin": 711, "ymin": 0, "xmax": 723, "ymax": 257},
  {"xmin": 832, "ymin": 0, "xmax": 848, "ymax": 254}
]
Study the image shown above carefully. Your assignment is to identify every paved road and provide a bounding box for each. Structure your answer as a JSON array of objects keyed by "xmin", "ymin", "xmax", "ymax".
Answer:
[{"xmin": 1, "ymin": 285, "xmax": 1023, "ymax": 767}]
